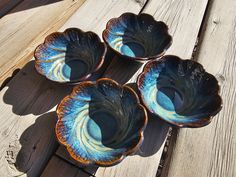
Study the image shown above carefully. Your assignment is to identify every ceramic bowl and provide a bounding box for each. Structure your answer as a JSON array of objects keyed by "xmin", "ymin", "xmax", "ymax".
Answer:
[
  {"xmin": 137, "ymin": 55, "xmax": 222, "ymax": 127},
  {"xmin": 102, "ymin": 13, "xmax": 172, "ymax": 61},
  {"xmin": 34, "ymin": 28, "xmax": 106, "ymax": 83},
  {"xmin": 56, "ymin": 78, "xmax": 147, "ymax": 166}
]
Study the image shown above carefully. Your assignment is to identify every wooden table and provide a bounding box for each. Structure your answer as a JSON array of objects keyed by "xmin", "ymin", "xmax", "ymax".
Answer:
[{"xmin": 0, "ymin": 0, "xmax": 235, "ymax": 177}]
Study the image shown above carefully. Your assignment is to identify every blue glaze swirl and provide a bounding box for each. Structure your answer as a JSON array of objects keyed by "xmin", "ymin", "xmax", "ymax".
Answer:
[
  {"xmin": 56, "ymin": 78, "xmax": 147, "ymax": 166},
  {"xmin": 34, "ymin": 28, "xmax": 106, "ymax": 83},
  {"xmin": 103, "ymin": 13, "xmax": 172, "ymax": 60},
  {"xmin": 138, "ymin": 55, "xmax": 222, "ymax": 127}
]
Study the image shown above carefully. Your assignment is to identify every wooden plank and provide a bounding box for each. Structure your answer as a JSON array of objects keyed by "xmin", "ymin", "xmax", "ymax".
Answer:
[
  {"xmin": 56, "ymin": 146, "xmax": 81, "ymax": 166},
  {"xmin": 0, "ymin": 0, "xmax": 147, "ymax": 176},
  {"xmin": 59, "ymin": 0, "xmax": 146, "ymax": 33},
  {"xmin": 164, "ymin": 0, "xmax": 236, "ymax": 177},
  {"xmin": 41, "ymin": 156, "xmax": 90, "ymax": 177},
  {"xmin": 0, "ymin": 71, "xmax": 73, "ymax": 177},
  {"xmin": 91, "ymin": 0, "xmax": 209, "ymax": 177},
  {"xmin": 56, "ymin": 146, "xmax": 98, "ymax": 175},
  {"xmin": 159, "ymin": 128, "xmax": 178, "ymax": 177},
  {"xmin": 0, "ymin": 0, "xmax": 23, "ymax": 18},
  {"xmin": 0, "ymin": 0, "xmax": 86, "ymax": 86}
]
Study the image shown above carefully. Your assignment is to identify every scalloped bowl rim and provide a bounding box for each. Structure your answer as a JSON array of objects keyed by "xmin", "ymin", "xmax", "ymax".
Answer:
[
  {"xmin": 56, "ymin": 78, "xmax": 148, "ymax": 166},
  {"xmin": 102, "ymin": 12, "xmax": 173, "ymax": 61},
  {"xmin": 137, "ymin": 55, "xmax": 223, "ymax": 128},
  {"xmin": 34, "ymin": 28, "xmax": 107, "ymax": 84}
]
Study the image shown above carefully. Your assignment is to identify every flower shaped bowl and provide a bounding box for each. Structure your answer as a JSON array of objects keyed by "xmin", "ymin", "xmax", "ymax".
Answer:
[
  {"xmin": 56, "ymin": 78, "xmax": 147, "ymax": 166},
  {"xmin": 34, "ymin": 28, "xmax": 106, "ymax": 83},
  {"xmin": 102, "ymin": 13, "xmax": 172, "ymax": 61},
  {"xmin": 137, "ymin": 55, "xmax": 222, "ymax": 128}
]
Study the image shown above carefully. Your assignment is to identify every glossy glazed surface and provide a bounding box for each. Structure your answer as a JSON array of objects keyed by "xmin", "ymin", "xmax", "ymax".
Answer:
[
  {"xmin": 137, "ymin": 55, "xmax": 222, "ymax": 127},
  {"xmin": 35, "ymin": 28, "xmax": 106, "ymax": 83},
  {"xmin": 103, "ymin": 13, "xmax": 172, "ymax": 61},
  {"xmin": 56, "ymin": 78, "xmax": 147, "ymax": 166}
]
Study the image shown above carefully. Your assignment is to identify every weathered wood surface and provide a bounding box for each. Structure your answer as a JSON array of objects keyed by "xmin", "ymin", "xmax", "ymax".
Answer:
[
  {"xmin": 0, "ymin": 0, "xmax": 86, "ymax": 86},
  {"xmin": 41, "ymin": 156, "xmax": 90, "ymax": 177},
  {"xmin": 91, "ymin": 0, "xmax": 208, "ymax": 176},
  {"xmin": 55, "ymin": 146, "xmax": 99, "ymax": 175},
  {"xmin": 164, "ymin": 0, "xmax": 236, "ymax": 177},
  {"xmin": 59, "ymin": 0, "xmax": 146, "ymax": 34},
  {"xmin": 1, "ymin": 0, "xmax": 234, "ymax": 176},
  {"xmin": 0, "ymin": 68, "xmax": 73, "ymax": 177},
  {"xmin": 0, "ymin": 0, "xmax": 23, "ymax": 18},
  {"xmin": 0, "ymin": 0, "xmax": 147, "ymax": 176}
]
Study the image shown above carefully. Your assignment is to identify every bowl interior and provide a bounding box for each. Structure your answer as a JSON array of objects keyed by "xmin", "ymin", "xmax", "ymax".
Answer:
[
  {"xmin": 138, "ymin": 56, "xmax": 222, "ymax": 126},
  {"xmin": 56, "ymin": 79, "xmax": 146, "ymax": 165},
  {"xmin": 103, "ymin": 13, "xmax": 172, "ymax": 59},
  {"xmin": 35, "ymin": 28, "xmax": 105, "ymax": 83}
]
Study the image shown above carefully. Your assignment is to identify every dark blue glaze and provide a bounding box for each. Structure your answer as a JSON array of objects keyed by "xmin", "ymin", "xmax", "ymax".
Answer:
[
  {"xmin": 137, "ymin": 55, "xmax": 222, "ymax": 127},
  {"xmin": 56, "ymin": 78, "xmax": 147, "ymax": 166},
  {"xmin": 103, "ymin": 13, "xmax": 172, "ymax": 61},
  {"xmin": 34, "ymin": 28, "xmax": 106, "ymax": 83}
]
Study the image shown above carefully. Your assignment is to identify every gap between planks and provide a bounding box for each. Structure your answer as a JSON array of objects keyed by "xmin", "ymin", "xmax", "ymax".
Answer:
[
  {"xmin": 163, "ymin": 0, "xmax": 236, "ymax": 176},
  {"xmin": 0, "ymin": 0, "xmax": 209, "ymax": 177},
  {"xmin": 0, "ymin": 0, "xmax": 147, "ymax": 176},
  {"xmin": 55, "ymin": 0, "xmax": 209, "ymax": 177},
  {"xmin": 158, "ymin": 1, "xmax": 213, "ymax": 176},
  {"xmin": 41, "ymin": 155, "xmax": 92, "ymax": 177}
]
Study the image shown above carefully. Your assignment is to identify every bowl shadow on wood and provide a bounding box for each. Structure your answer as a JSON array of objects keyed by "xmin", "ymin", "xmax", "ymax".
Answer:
[
  {"xmin": 2, "ymin": 61, "xmax": 73, "ymax": 116},
  {"xmin": 9, "ymin": 112, "xmax": 59, "ymax": 177},
  {"xmin": 0, "ymin": 69, "xmax": 20, "ymax": 91},
  {"xmin": 0, "ymin": 0, "xmax": 62, "ymax": 18},
  {"xmin": 103, "ymin": 56, "xmax": 143, "ymax": 84},
  {"xmin": 136, "ymin": 114, "xmax": 170, "ymax": 157},
  {"xmin": 2, "ymin": 48, "xmax": 114, "ymax": 116},
  {"xmin": 3, "ymin": 48, "xmax": 114, "ymax": 175},
  {"xmin": 125, "ymin": 83, "xmax": 170, "ymax": 157}
]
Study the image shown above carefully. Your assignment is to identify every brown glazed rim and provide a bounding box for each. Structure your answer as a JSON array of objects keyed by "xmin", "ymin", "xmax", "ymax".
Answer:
[
  {"xmin": 137, "ymin": 55, "xmax": 223, "ymax": 128},
  {"xmin": 34, "ymin": 28, "xmax": 107, "ymax": 84},
  {"xmin": 102, "ymin": 12, "xmax": 173, "ymax": 61},
  {"xmin": 56, "ymin": 78, "xmax": 148, "ymax": 166}
]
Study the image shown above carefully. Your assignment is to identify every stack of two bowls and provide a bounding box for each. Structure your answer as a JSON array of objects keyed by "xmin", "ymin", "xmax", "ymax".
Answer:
[{"xmin": 34, "ymin": 13, "xmax": 222, "ymax": 166}]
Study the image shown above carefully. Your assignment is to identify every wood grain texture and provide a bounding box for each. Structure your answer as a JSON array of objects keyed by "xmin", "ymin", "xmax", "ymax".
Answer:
[
  {"xmin": 165, "ymin": 0, "xmax": 236, "ymax": 177},
  {"xmin": 56, "ymin": 146, "xmax": 98, "ymax": 175},
  {"xmin": 41, "ymin": 156, "xmax": 89, "ymax": 177},
  {"xmin": 146, "ymin": 0, "xmax": 208, "ymax": 58},
  {"xmin": 94, "ymin": 1, "xmax": 208, "ymax": 176},
  {"xmin": 59, "ymin": 0, "xmax": 146, "ymax": 34},
  {"xmin": 0, "ymin": 61, "xmax": 73, "ymax": 177},
  {"xmin": 160, "ymin": 128, "xmax": 178, "ymax": 177},
  {"xmin": 103, "ymin": 0, "xmax": 209, "ymax": 85},
  {"xmin": 0, "ymin": 0, "xmax": 86, "ymax": 86},
  {"xmin": 0, "ymin": 0, "xmax": 23, "ymax": 18},
  {"xmin": 0, "ymin": 0, "xmax": 147, "ymax": 176}
]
